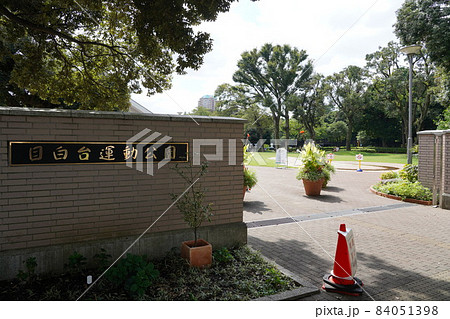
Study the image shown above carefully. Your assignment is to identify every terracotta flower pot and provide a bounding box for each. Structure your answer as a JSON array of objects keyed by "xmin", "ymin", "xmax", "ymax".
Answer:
[
  {"xmin": 243, "ymin": 186, "xmax": 247, "ymax": 198},
  {"xmin": 302, "ymin": 179, "xmax": 324, "ymax": 196},
  {"xmin": 181, "ymin": 239, "xmax": 212, "ymax": 268}
]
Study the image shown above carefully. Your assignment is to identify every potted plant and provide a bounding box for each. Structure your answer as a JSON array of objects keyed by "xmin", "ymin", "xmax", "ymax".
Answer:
[
  {"xmin": 296, "ymin": 142, "xmax": 333, "ymax": 196},
  {"xmin": 171, "ymin": 161, "xmax": 213, "ymax": 268},
  {"xmin": 322, "ymin": 161, "xmax": 336, "ymax": 188},
  {"xmin": 244, "ymin": 167, "xmax": 258, "ymax": 197},
  {"xmin": 243, "ymin": 145, "xmax": 257, "ymax": 198}
]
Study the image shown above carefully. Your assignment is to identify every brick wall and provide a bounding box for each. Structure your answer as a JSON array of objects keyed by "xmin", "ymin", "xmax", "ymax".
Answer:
[
  {"xmin": 0, "ymin": 107, "xmax": 247, "ymax": 279},
  {"xmin": 418, "ymin": 130, "xmax": 450, "ymax": 209}
]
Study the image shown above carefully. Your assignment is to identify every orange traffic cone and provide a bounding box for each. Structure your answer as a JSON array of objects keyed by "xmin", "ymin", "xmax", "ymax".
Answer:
[{"xmin": 322, "ymin": 224, "xmax": 363, "ymax": 296}]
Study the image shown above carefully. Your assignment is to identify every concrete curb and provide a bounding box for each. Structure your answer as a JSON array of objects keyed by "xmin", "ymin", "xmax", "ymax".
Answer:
[
  {"xmin": 369, "ymin": 186, "xmax": 432, "ymax": 206},
  {"xmin": 249, "ymin": 246, "xmax": 320, "ymax": 301}
]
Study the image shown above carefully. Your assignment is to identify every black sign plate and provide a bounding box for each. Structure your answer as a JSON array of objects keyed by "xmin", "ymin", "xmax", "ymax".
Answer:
[{"xmin": 9, "ymin": 141, "xmax": 189, "ymax": 166}]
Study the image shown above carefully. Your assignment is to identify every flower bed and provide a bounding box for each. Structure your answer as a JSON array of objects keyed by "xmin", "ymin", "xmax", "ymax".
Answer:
[
  {"xmin": 0, "ymin": 246, "xmax": 300, "ymax": 301},
  {"xmin": 371, "ymin": 181, "xmax": 432, "ymax": 205}
]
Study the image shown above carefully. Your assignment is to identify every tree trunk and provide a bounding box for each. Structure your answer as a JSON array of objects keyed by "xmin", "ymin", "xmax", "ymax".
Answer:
[
  {"xmin": 346, "ymin": 120, "xmax": 352, "ymax": 151},
  {"xmin": 284, "ymin": 110, "xmax": 290, "ymax": 140},
  {"xmin": 273, "ymin": 115, "xmax": 280, "ymax": 142}
]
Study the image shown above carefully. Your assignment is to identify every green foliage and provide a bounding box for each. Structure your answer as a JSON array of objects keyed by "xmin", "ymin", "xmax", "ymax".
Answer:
[
  {"xmin": 380, "ymin": 171, "xmax": 399, "ymax": 180},
  {"xmin": 325, "ymin": 65, "xmax": 367, "ymax": 150},
  {"xmin": 93, "ymin": 248, "xmax": 112, "ymax": 272},
  {"xmin": 16, "ymin": 257, "xmax": 37, "ymax": 284},
  {"xmin": 373, "ymin": 181, "xmax": 432, "ymax": 201},
  {"xmin": 213, "ymin": 247, "xmax": 235, "ymax": 265},
  {"xmin": 233, "ymin": 43, "xmax": 313, "ymax": 140},
  {"xmin": 171, "ymin": 161, "xmax": 213, "ymax": 244},
  {"xmin": 436, "ymin": 106, "xmax": 450, "ymax": 129},
  {"xmin": 291, "ymin": 74, "xmax": 329, "ymax": 141},
  {"xmin": 106, "ymin": 254, "xmax": 159, "ymax": 298},
  {"xmin": 352, "ymin": 147, "xmax": 376, "ymax": 153},
  {"xmin": 64, "ymin": 251, "xmax": 87, "ymax": 275},
  {"xmin": 322, "ymin": 161, "xmax": 336, "ymax": 187},
  {"xmin": 0, "ymin": 0, "xmax": 251, "ymax": 109},
  {"xmin": 264, "ymin": 267, "xmax": 290, "ymax": 290},
  {"xmin": 326, "ymin": 121, "xmax": 348, "ymax": 143},
  {"xmin": 296, "ymin": 142, "xmax": 334, "ymax": 182},
  {"xmin": 243, "ymin": 167, "xmax": 258, "ymax": 189},
  {"xmin": 399, "ymin": 164, "xmax": 418, "ymax": 183},
  {"xmin": 2, "ymin": 246, "xmax": 297, "ymax": 301},
  {"xmin": 395, "ymin": 0, "xmax": 450, "ymax": 72},
  {"xmin": 373, "ymin": 147, "xmax": 407, "ymax": 154},
  {"xmin": 243, "ymin": 145, "xmax": 258, "ymax": 189}
]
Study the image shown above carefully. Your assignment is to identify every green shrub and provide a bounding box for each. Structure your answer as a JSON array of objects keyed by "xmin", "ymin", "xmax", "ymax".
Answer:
[
  {"xmin": 373, "ymin": 147, "xmax": 407, "ymax": 154},
  {"xmin": 213, "ymin": 247, "xmax": 235, "ymax": 264},
  {"xmin": 64, "ymin": 251, "xmax": 87, "ymax": 275},
  {"xmin": 353, "ymin": 147, "xmax": 377, "ymax": 153},
  {"xmin": 373, "ymin": 181, "xmax": 432, "ymax": 201},
  {"xmin": 93, "ymin": 248, "xmax": 112, "ymax": 272},
  {"xmin": 399, "ymin": 164, "xmax": 418, "ymax": 182},
  {"xmin": 322, "ymin": 161, "xmax": 336, "ymax": 187},
  {"xmin": 106, "ymin": 254, "xmax": 159, "ymax": 298},
  {"xmin": 380, "ymin": 171, "xmax": 399, "ymax": 180},
  {"xmin": 17, "ymin": 257, "xmax": 37, "ymax": 284},
  {"xmin": 244, "ymin": 168, "xmax": 258, "ymax": 189}
]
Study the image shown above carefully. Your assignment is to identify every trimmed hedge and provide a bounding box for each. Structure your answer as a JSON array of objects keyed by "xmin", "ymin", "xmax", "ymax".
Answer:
[{"xmin": 319, "ymin": 146, "xmax": 406, "ymax": 154}]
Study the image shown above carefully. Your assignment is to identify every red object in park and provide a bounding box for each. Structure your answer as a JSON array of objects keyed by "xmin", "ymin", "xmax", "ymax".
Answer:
[{"xmin": 322, "ymin": 224, "xmax": 364, "ymax": 296}]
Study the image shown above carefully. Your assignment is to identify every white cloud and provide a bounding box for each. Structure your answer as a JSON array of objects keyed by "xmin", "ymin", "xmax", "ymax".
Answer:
[{"xmin": 136, "ymin": 0, "xmax": 404, "ymax": 114}]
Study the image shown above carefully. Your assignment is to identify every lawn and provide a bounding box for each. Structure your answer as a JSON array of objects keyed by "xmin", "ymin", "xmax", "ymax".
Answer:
[{"xmin": 245, "ymin": 150, "xmax": 418, "ymax": 167}]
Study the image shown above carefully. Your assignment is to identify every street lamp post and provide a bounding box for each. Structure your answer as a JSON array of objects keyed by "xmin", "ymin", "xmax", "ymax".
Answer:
[{"xmin": 400, "ymin": 45, "xmax": 421, "ymax": 164}]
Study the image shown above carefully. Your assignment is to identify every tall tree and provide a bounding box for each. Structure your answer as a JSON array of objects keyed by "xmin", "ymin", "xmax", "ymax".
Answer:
[
  {"xmin": 365, "ymin": 42, "xmax": 438, "ymax": 145},
  {"xmin": 232, "ymin": 43, "xmax": 312, "ymax": 140},
  {"xmin": 214, "ymin": 83, "xmax": 272, "ymax": 141},
  {"xmin": 325, "ymin": 66, "xmax": 367, "ymax": 151},
  {"xmin": 395, "ymin": 0, "xmax": 450, "ymax": 72},
  {"xmin": 291, "ymin": 73, "xmax": 328, "ymax": 141},
  {"xmin": 0, "ymin": 0, "xmax": 255, "ymax": 110}
]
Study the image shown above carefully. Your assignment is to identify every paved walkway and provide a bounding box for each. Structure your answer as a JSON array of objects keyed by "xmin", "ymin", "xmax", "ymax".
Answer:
[{"xmin": 244, "ymin": 166, "xmax": 450, "ymax": 301}]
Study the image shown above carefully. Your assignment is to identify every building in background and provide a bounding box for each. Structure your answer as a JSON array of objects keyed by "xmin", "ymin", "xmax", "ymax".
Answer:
[{"xmin": 198, "ymin": 95, "xmax": 216, "ymax": 111}]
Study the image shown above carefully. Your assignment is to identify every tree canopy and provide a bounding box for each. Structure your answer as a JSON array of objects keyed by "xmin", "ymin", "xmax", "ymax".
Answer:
[
  {"xmin": 395, "ymin": 0, "xmax": 450, "ymax": 72},
  {"xmin": 325, "ymin": 66, "xmax": 367, "ymax": 150},
  {"xmin": 232, "ymin": 43, "xmax": 313, "ymax": 140},
  {"xmin": 0, "ymin": 0, "xmax": 254, "ymax": 110}
]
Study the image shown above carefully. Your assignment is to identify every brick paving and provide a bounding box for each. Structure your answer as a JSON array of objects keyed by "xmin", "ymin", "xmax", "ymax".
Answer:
[{"xmin": 244, "ymin": 166, "xmax": 450, "ymax": 301}]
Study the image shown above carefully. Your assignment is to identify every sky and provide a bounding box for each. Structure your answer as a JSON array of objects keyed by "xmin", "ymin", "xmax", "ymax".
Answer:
[{"xmin": 131, "ymin": 0, "xmax": 405, "ymax": 114}]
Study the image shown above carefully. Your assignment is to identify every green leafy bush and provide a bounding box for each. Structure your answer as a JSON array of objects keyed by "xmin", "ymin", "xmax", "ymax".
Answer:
[
  {"xmin": 64, "ymin": 251, "xmax": 87, "ymax": 275},
  {"xmin": 93, "ymin": 248, "xmax": 112, "ymax": 272},
  {"xmin": 244, "ymin": 168, "xmax": 258, "ymax": 189},
  {"xmin": 17, "ymin": 257, "xmax": 37, "ymax": 284},
  {"xmin": 373, "ymin": 181, "xmax": 432, "ymax": 201},
  {"xmin": 322, "ymin": 161, "xmax": 336, "ymax": 188},
  {"xmin": 373, "ymin": 147, "xmax": 406, "ymax": 154},
  {"xmin": 213, "ymin": 247, "xmax": 235, "ymax": 264},
  {"xmin": 399, "ymin": 164, "xmax": 418, "ymax": 182},
  {"xmin": 106, "ymin": 254, "xmax": 159, "ymax": 298},
  {"xmin": 380, "ymin": 171, "xmax": 399, "ymax": 180}
]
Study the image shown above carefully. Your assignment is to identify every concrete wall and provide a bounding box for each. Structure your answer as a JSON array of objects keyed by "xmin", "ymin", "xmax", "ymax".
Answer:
[
  {"xmin": 0, "ymin": 106, "xmax": 247, "ymax": 280},
  {"xmin": 418, "ymin": 130, "xmax": 450, "ymax": 209}
]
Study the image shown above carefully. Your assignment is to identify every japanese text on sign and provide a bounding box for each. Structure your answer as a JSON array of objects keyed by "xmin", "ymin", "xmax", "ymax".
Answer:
[{"xmin": 9, "ymin": 142, "xmax": 189, "ymax": 166}]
